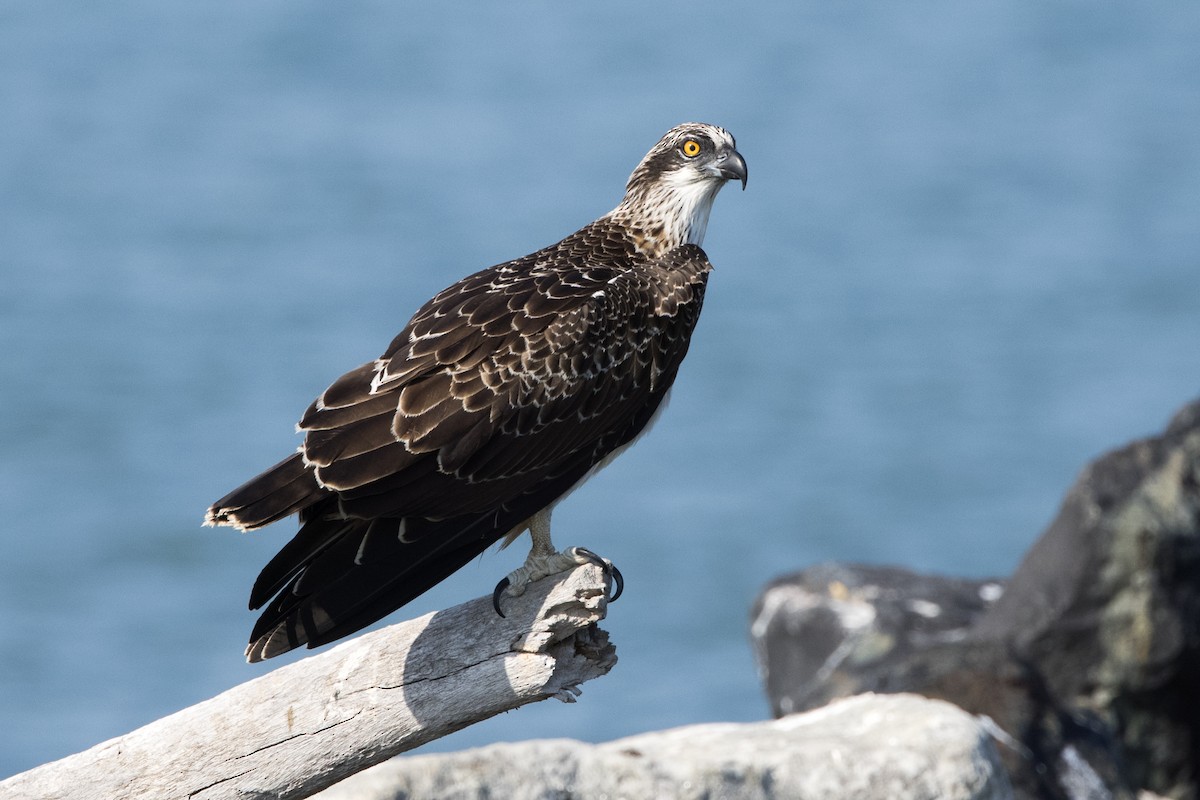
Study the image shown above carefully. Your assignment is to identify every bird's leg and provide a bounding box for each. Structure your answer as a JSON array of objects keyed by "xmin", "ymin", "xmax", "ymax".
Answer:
[{"xmin": 493, "ymin": 509, "xmax": 624, "ymax": 617}]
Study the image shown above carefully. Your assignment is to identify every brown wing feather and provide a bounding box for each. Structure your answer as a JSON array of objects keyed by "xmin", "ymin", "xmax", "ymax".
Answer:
[{"xmin": 211, "ymin": 218, "xmax": 713, "ymax": 659}]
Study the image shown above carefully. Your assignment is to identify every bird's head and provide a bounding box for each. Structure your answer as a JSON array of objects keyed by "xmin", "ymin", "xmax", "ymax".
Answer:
[{"xmin": 611, "ymin": 122, "xmax": 747, "ymax": 253}]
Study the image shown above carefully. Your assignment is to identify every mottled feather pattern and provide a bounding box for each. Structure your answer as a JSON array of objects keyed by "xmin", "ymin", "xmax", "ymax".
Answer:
[
  {"xmin": 205, "ymin": 122, "xmax": 743, "ymax": 660},
  {"xmin": 300, "ymin": 220, "xmax": 709, "ymax": 491}
]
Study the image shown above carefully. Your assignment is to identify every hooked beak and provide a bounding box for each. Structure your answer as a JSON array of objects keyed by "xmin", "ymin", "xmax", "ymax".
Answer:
[{"xmin": 716, "ymin": 148, "xmax": 748, "ymax": 190}]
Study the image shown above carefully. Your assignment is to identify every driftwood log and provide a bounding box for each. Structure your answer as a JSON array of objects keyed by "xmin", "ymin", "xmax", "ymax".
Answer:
[{"xmin": 0, "ymin": 564, "xmax": 616, "ymax": 800}]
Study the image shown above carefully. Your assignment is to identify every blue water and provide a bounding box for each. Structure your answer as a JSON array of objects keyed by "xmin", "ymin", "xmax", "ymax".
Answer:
[{"xmin": 2, "ymin": 0, "xmax": 1198, "ymax": 781}]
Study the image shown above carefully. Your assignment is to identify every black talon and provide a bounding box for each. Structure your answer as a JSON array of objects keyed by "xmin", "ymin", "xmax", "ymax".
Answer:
[
  {"xmin": 493, "ymin": 551, "xmax": 623, "ymax": 618},
  {"xmin": 575, "ymin": 548, "xmax": 624, "ymax": 604},
  {"xmin": 492, "ymin": 577, "xmax": 510, "ymax": 618},
  {"xmin": 609, "ymin": 563, "xmax": 624, "ymax": 603},
  {"xmin": 574, "ymin": 547, "xmax": 604, "ymax": 566}
]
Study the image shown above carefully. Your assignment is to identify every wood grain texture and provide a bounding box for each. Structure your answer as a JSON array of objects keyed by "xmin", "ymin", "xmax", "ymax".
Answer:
[{"xmin": 0, "ymin": 565, "xmax": 615, "ymax": 800}]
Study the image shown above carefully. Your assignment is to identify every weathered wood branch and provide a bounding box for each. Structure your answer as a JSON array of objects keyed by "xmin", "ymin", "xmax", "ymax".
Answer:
[{"xmin": 0, "ymin": 564, "xmax": 616, "ymax": 800}]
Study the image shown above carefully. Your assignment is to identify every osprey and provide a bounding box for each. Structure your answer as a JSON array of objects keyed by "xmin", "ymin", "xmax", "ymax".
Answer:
[{"xmin": 206, "ymin": 122, "xmax": 747, "ymax": 662}]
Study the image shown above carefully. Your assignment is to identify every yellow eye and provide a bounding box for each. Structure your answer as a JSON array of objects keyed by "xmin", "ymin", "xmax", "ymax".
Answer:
[{"xmin": 681, "ymin": 139, "xmax": 702, "ymax": 158}]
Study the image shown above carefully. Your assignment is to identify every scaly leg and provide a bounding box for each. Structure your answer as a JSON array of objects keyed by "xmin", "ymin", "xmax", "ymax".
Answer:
[{"xmin": 492, "ymin": 508, "xmax": 624, "ymax": 617}]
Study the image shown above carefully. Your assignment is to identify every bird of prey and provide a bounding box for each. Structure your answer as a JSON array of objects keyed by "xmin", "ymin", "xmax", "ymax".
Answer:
[{"xmin": 206, "ymin": 122, "xmax": 747, "ymax": 662}]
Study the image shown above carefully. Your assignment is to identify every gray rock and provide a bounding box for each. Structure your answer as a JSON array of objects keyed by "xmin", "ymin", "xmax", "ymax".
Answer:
[
  {"xmin": 750, "ymin": 562, "xmax": 1005, "ymax": 717},
  {"xmin": 751, "ymin": 398, "xmax": 1200, "ymax": 800},
  {"xmin": 315, "ymin": 693, "xmax": 1012, "ymax": 800}
]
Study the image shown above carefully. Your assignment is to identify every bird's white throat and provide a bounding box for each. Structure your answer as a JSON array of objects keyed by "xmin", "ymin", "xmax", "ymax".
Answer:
[
  {"xmin": 660, "ymin": 169, "xmax": 727, "ymax": 247},
  {"xmin": 610, "ymin": 173, "xmax": 726, "ymax": 253}
]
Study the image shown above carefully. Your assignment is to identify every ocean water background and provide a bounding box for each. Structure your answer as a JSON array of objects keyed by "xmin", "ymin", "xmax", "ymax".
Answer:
[{"xmin": 2, "ymin": 0, "xmax": 1198, "ymax": 780}]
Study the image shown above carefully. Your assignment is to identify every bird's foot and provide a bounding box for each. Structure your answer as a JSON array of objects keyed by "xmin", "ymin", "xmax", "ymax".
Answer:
[{"xmin": 493, "ymin": 546, "xmax": 624, "ymax": 617}]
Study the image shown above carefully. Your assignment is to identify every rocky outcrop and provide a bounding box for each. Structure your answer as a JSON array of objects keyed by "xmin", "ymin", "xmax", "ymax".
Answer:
[
  {"xmin": 750, "ymin": 562, "xmax": 1005, "ymax": 718},
  {"xmin": 752, "ymin": 399, "xmax": 1200, "ymax": 800},
  {"xmin": 315, "ymin": 693, "xmax": 1012, "ymax": 800}
]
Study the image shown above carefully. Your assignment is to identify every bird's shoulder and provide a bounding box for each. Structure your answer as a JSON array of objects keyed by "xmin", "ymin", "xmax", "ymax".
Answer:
[
  {"xmin": 386, "ymin": 220, "xmax": 710, "ymax": 359},
  {"xmin": 299, "ymin": 221, "xmax": 713, "ymax": 433}
]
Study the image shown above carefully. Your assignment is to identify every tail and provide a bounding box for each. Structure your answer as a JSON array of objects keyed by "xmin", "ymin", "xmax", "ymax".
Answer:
[
  {"xmin": 205, "ymin": 452, "xmax": 325, "ymax": 531},
  {"xmin": 206, "ymin": 452, "xmax": 516, "ymax": 663},
  {"xmin": 244, "ymin": 513, "xmax": 504, "ymax": 662}
]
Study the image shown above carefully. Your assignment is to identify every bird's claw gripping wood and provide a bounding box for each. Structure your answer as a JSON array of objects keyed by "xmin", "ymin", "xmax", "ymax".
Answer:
[{"xmin": 493, "ymin": 547, "xmax": 624, "ymax": 617}]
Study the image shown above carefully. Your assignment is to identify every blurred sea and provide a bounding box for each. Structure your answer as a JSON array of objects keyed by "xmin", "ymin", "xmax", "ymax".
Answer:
[{"xmin": 2, "ymin": 0, "xmax": 1198, "ymax": 781}]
